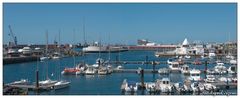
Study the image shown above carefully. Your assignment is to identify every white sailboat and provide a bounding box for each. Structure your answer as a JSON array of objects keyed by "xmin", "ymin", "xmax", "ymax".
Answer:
[{"xmin": 53, "ymin": 30, "xmax": 70, "ymax": 90}]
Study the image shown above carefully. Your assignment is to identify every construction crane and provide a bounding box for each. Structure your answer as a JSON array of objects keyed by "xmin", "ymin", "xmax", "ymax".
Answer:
[{"xmin": 8, "ymin": 25, "xmax": 17, "ymax": 47}]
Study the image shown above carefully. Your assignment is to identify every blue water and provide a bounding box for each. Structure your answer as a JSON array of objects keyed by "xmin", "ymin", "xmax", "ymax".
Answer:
[{"xmin": 3, "ymin": 50, "xmax": 237, "ymax": 95}]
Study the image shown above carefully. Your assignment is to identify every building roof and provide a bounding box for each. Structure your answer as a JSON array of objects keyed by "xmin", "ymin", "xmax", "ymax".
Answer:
[{"xmin": 182, "ymin": 38, "xmax": 189, "ymax": 46}]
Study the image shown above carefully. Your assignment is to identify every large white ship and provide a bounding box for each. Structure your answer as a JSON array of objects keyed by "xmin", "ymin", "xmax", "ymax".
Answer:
[{"xmin": 82, "ymin": 42, "xmax": 128, "ymax": 53}]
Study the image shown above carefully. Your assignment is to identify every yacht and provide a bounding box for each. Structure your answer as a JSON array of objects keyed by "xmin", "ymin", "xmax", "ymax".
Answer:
[
  {"xmin": 214, "ymin": 62, "xmax": 227, "ymax": 74},
  {"xmin": 189, "ymin": 69, "xmax": 201, "ymax": 81},
  {"xmin": 85, "ymin": 66, "xmax": 97, "ymax": 75},
  {"xmin": 169, "ymin": 62, "xmax": 180, "ymax": 72},
  {"xmin": 98, "ymin": 67, "xmax": 109, "ymax": 75},
  {"xmin": 22, "ymin": 46, "xmax": 32, "ymax": 56},
  {"xmin": 52, "ymin": 52, "xmax": 61, "ymax": 59},
  {"xmin": 155, "ymin": 78, "xmax": 172, "ymax": 93},
  {"xmin": 203, "ymin": 83, "xmax": 217, "ymax": 91},
  {"xmin": 181, "ymin": 64, "xmax": 190, "ymax": 75},
  {"xmin": 145, "ymin": 82, "xmax": 156, "ymax": 93},
  {"xmin": 121, "ymin": 79, "xmax": 138, "ymax": 94},
  {"xmin": 204, "ymin": 75, "xmax": 216, "ymax": 83},
  {"xmin": 158, "ymin": 68, "xmax": 170, "ymax": 75},
  {"xmin": 183, "ymin": 79, "xmax": 193, "ymax": 93},
  {"xmin": 7, "ymin": 48, "xmax": 20, "ymax": 57}
]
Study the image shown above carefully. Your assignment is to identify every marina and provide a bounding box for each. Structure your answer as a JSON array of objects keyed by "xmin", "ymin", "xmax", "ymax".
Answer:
[
  {"xmin": 2, "ymin": 3, "xmax": 237, "ymax": 96},
  {"xmin": 3, "ymin": 50, "xmax": 237, "ymax": 95}
]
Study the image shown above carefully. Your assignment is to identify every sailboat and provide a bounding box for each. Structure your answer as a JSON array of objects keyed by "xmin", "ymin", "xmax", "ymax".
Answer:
[
  {"xmin": 61, "ymin": 29, "xmax": 87, "ymax": 75},
  {"xmin": 39, "ymin": 30, "xmax": 58, "ymax": 86},
  {"xmin": 40, "ymin": 31, "xmax": 50, "ymax": 61},
  {"xmin": 53, "ymin": 30, "xmax": 70, "ymax": 90}
]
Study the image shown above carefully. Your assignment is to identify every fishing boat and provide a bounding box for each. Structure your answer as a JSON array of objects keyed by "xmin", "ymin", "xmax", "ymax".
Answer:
[
  {"xmin": 181, "ymin": 64, "xmax": 190, "ymax": 75},
  {"xmin": 169, "ymin": 62, "xmax": 181, "ymax": 72},
  {"xmin": 189, "ymin": 69, "xmax": 201, "ymax": 81},
  {"xmin": 204, "ymin": 75, "xmax": 216, "ymax": 83},
  {"xmin": 214, "ymin": 62, "xmax": 227, "ymax": 74},
  {"xmin": 155, "ymin": 78, "xmax": 172, "ymax": 93},
  {"xmin": 53, "ymin": 80, "xmax": 70, "ymax": 90}
]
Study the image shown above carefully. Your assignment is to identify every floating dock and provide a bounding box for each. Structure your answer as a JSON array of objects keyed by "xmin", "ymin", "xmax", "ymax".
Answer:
[{"xmin": 3, "ymin": 56, "xmax": 39, "ymax": 65}]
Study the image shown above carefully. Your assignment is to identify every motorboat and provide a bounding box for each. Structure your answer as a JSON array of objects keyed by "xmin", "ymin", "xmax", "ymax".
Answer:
[
  {"xmin": 98, "ymin": 67, "xmax": 109, "ymax": 75},
  {"xmin": 169, "ymin": 62, "xmax": 181, "ymax": 72},
  {"xmin": 184, "ymin": 55, "xmax": 191, "ymax": 59},
  {"xmin": 52, "ymin": 52, "xmax": 61, "ymax": 59},
  {"xmin": 40, "ymin": 56, "xmax": 50, "ymax": 61},
  {"xmin": 203, "ymin": 83, "xmax": 217, "ymax": 91},
  {"xmin": 191, "ymin": 82, "xmax": 205, "ymax": 93},
  {"xmin": 229, "ymin": 59, "xmax": 237, "ymax": 65},
  {"xmin": 214, "ymin": 62, "xmax": 227, "ymax": 74},
  {"xmin": 121, "ymin": 79, "xmax": 138, "ymax": 94},
  {"xmin": 183, "ymin": 79, "xmax": 193, "ymax": 93},
  {"xmin": 228, "ymin": 65, "xmax": 237, "ymax": 74},
  {"xmin": 61, "ymin": 63, "xmax": 87, "ymax": 75},
  {"xmin": 155, "ymin": 78, "xmax": 172, "ymax": 93},
  {"xmin": 206, "ymin": 69, "xmax": 216, "ymax": 75},
  {"xmin": 189, "ymin": 69, "xmax": 201, "ymax": 81},
  {"xmin": 7, "ymin": 48, "xmax": 20, "ymax": 57},
  {"xmin": 158, "ymin": 68, "xmax": 170, "ymax": 75},
  {"xmin": 22, "ymin": 46, "xmax": 32, "ymax": 56},
  {"xmin": 53, "ymin": 80, "xmax": 70, "ymax": 90},
  {"xmin": 173, "ymin": 82, "xmax": 185, "ymax": 93},
  {"xmin": 145, "ymin": 82, "xmax": 156, "ymax": 93},
  {"xmin": 181, "ymin": 64, "xmax": 190, "ymax": 75},
  {"xmin": 85, "ymin": 66, "xmax": 97, "ymax": 75},
  {"xmin": 204, "ymin": 75, "xmax": 216, "ymax": 83}
]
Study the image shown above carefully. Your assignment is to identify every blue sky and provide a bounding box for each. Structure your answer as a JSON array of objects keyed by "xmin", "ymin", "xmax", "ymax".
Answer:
[{"xmin": 3, "ymin": 3, "xmax": 237, "ymax": 45}]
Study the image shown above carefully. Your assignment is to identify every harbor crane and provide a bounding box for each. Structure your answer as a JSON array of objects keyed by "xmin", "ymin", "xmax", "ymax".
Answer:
[{"xmin": 8, "ymin": 25, "xmax": 17, "ymax": 47}]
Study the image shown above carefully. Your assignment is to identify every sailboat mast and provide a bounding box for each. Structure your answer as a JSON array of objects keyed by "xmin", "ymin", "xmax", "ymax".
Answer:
[
  {"xmin": 73, "ymin": 29, "xmax": 76, "ymax": 66},
  {"xmin": 58, "ymin": 29, "xmax": 61, "ymax": 80},
  {"xmin": 46, "ymin": 30, "xmax": 49, "ymax": 80},
  {"xmin": 108, "ymin": 32, "xmax": 110, "ymax": 61},
  {"xmin": 83, "ymin": 17, "xmax": 86, "ymax": 46}
]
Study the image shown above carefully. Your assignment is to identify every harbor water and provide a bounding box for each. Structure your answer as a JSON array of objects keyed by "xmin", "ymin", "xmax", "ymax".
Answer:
[{"xmin": 3, "ymin": 50, "xmax": 237, "ymax": 95}]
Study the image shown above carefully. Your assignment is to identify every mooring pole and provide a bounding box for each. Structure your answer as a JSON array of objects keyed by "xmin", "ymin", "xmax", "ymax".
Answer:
[
  {"xmin": 35, "ymin": 70, "xmax": 39, "ymax": 90},
  {"xmin": 204, "ymin": 60, "xmax": 208, "ymax": 79}
]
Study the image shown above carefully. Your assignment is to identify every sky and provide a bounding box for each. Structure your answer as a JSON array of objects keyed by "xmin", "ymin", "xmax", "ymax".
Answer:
[{"xmin": 3, "ymin": 3, "xmax": 237, "ymax": 45}]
